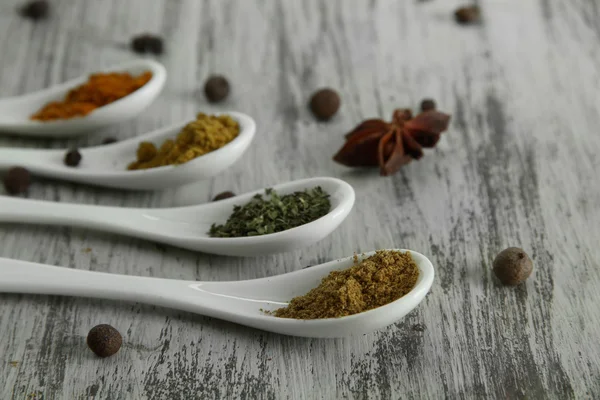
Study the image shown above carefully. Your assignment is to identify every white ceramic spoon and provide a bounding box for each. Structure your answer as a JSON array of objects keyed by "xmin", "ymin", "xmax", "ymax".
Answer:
[
  {"xmin": 0, "ymin": 249, "xmax": 433, "ymax": 338},
  {"xmin": 0, "ymin": 59, "xmax": 166, "ymax": 137},
  {"xmin": 0, "ymin": 111, "xmax": 256, "ymax": 190},
  {"xmin": 0, "ymin": 177, "xmax": 354, "ymax": 256}
]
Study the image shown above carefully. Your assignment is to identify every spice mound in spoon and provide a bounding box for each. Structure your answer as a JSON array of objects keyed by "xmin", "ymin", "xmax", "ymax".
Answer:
[
  {"xmin": 31, "ymin": 71, "xmax": 152, "ymax": 121},
  {"xmin": 127, "ymin": 113, "xmax": 240, "ymax": 170},
  {"xmin": 272, "ymin": 250, "xmax": 419, "ymax": 319},
  {"xmin": 209, "ymin": 187, "xmax": 331, "ymax": 237}
]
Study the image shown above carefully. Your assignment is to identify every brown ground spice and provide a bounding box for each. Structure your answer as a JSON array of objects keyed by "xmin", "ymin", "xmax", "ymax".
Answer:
[{"xmin": 273, "ymin": 250, "xmax": 419, "ymax": 319}]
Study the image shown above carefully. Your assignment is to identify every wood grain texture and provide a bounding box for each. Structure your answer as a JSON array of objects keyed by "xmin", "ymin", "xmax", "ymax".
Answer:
[{"xmin": 1, "ymin": 0, "xmax": 599, "ymax": 398}]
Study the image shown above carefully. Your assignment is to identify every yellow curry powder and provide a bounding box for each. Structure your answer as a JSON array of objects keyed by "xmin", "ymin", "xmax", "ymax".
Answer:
[
  {"xmin": 31, "ymin": 71, "xmax": 152, "ymax": 121},
  {"xmin": 273, "ymin": 250, "xmax": 419, "ymax": 319},
  {"xmin": 127, "ymin": 113, "xmax": 240, "ymax": 170}
]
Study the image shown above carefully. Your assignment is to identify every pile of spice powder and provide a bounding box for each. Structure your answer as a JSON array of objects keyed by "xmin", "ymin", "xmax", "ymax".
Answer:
[
  {"xmin": 273, "ymin": 251, "xmax": 419, "ymax": 319},
  {"xmin": 31, "ymin": 71, "xmax": 152, "ymax": 121},
  {"xmin": 209, "ymin": 187, "xmax": 331, "ymax": 237},
  {"xmin": 127, "ymin": 113, "xmax": 240, "ymax": 170}
]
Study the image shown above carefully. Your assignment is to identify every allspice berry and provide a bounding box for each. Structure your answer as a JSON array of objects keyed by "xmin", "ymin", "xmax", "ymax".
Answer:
[
  {"xmin": 309, "ymin": 88, "xmax": 341, "ymax": 121},
  {"xmin": 420, "ymin": 99, "xmax": 436, "ymax": 112},
  {"xmin": 3, "ymin": 167, "xmax": 31, "ymax": 195},
  {"xmin": 493, "ymin": 247, "xmax": 533, "ymax": 285},
  {"xmin": 87, "ymin": 324, "xmax": 122, "ymax": 358},
  {"xmin": 64, "ymin": 149, "xmax": 82, "ymax": 167},
  {"xmin": 454, "ymin": 5, "xmax": 481, "ymax": 24},
  {"xmin": 19, "ymin": 0, "xmax": 49, "ymax": 20},
  {"xmin": 131, "ymin": 34, "xmax": 164, "ymax": 55},
  {"xmin": 213, "ymin": 191, "xmax": 235, "ymax": 201},
  {"xmin": 204, "ymin": 75, "xmax": 230, "ymax": 103}
]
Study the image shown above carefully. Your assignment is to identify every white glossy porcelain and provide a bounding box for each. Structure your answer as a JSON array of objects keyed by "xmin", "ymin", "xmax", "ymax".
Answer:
[
  {"xmin": 0, "ymin": 111, "xmax": 256, "ymax": 190},
  {"xmin": 0, "ymin": 177, "xmax": 355, "ymax": 256},
  {"xmin": 0, "ymin": 59, "xmax": 166, "ymax": 137},
  {"xmin": 0, "ymin": 249, "xmax": 433, "ymax": 338}
]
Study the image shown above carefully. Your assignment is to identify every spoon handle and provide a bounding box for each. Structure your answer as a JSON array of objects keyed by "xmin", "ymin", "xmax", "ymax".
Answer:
[
  {"xmin": 0, "ymin": 147, "xmax": 59, "ymax": 169},
  {"xmin": 0, "ymin": 195, "xmax": 142, "ymax": 233},
  {"xmin": 0, "ymin": 257, "xmax": 188, "ymax": 305},
  {"xmin": 0, "ymin": 258, "xmax": 264, "ymax": 326}
]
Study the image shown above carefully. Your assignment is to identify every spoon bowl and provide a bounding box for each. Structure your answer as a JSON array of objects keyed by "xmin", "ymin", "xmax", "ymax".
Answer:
[
  {"xmin": 0, "ymin": 59, "xmax": 166, "ymax": 137},
  {"xmin": 0, "ymin": 111, "xmax": 256, "ymax": 190},
  {"xmin": 0, "ymin": 249, "xmax": 434, "ymax": 338},
  {"xmin": 0, "ymin": 177, "xmax": 354, "ymax": 256}
]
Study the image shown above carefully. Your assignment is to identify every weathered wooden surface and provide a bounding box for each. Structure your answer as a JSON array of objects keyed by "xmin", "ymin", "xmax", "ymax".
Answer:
[{"xmin": 0, "ymin": 0, "xmax": 599, "ymax": 398}]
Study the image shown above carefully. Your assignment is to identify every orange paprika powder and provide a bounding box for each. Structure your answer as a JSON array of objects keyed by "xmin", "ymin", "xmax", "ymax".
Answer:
[{"xmin": 31, "ymin": 71, "xmax": 152, "ymax": 121}]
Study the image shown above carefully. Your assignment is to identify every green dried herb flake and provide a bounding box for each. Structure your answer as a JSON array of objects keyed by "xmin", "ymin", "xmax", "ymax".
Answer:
[{"xmin": 209, "ymin": 186, "xmax": 331, "ymax": 238}]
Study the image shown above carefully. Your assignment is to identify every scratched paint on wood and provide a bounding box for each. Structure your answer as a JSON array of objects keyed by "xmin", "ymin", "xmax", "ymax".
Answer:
[{"xmin": 0, "ymin": 0, "xmax": 599, "ymax": 399}]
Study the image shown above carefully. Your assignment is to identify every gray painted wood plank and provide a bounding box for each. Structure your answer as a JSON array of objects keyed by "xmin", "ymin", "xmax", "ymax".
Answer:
[{"xmin": 0, "ymin": 0, "xmax": 599, "ymax": 398}]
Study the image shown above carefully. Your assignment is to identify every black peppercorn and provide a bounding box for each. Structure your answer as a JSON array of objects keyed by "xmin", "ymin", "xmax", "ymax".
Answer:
[
  {"xmin": 131, "ymin": 34, "xmax": 164, "ymax": 55},
  {"xmin": 3, "ymin": 167, "xmax": 31, "ymax": 195},
  {"xmin": 19, "ymin": 0, "xmax": 49, "ymax": 20},
  {"xmin": 493, "ymin": 247, "xmax": 533, "ymax": 285},
  {"xmin": 213, "ymin": 191, "xmax": 235, "ymax": 201},
  {"xmin": 87, "ymin": 324, "xmax": 122, "ymax": 358},
  {"xmin": 454, "ymin": 5, "xmax": 480, "ymax": 24},
  {"xmin": 309, "ymin": 88, "xmax": 341, "ymax": 121},
  {"xmin": 64, "ymin": 149, "xmax": 82, "ymax": 167},
  {"xmin": 420, "ymin": 99, "xmax": 436, "ymax": 112},
  {"xmin": 102, "ymin": 137, "xmax": 117, "ymax": 145},
  {"xmin": 204, "ymin": 76, "xmax": 230, "ymax": 103}
]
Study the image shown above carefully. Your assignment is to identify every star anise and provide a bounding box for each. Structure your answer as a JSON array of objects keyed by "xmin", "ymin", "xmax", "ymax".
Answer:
[{"xmin": 333, "ymin": 108, "xmax": 451, "ymax": 176}]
